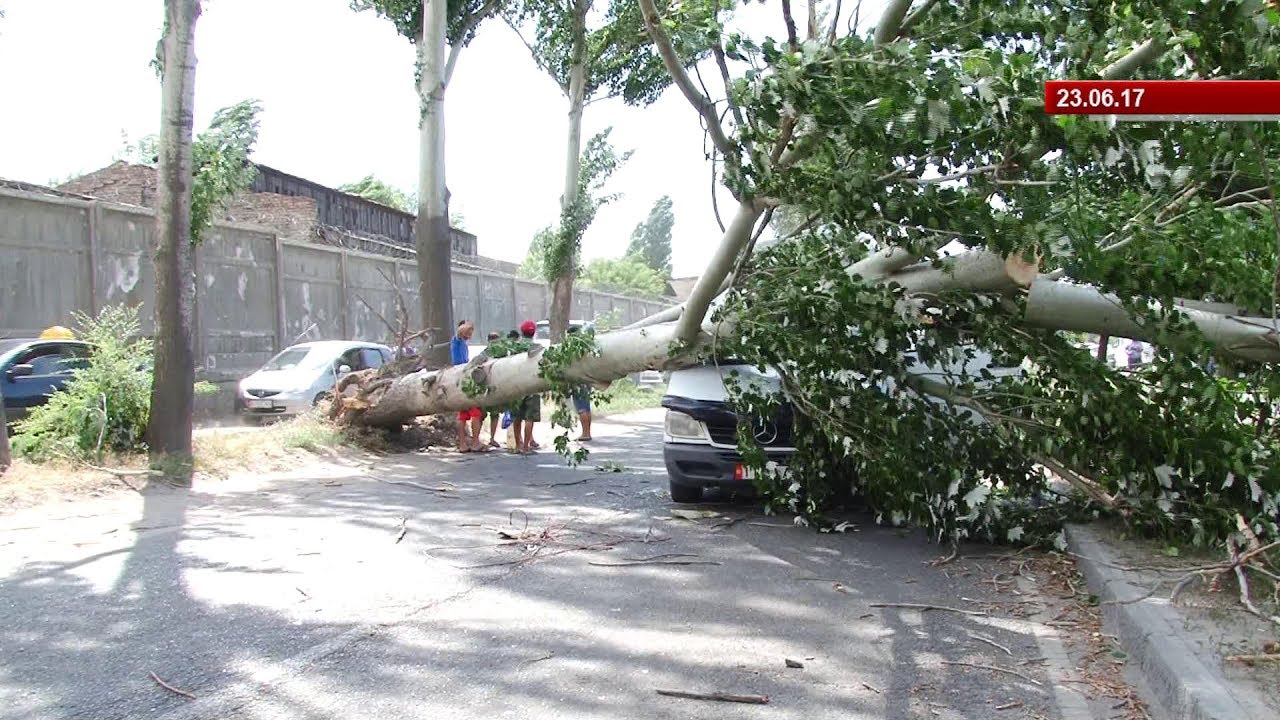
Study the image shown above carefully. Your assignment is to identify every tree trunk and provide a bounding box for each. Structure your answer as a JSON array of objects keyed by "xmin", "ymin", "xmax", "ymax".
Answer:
[
  {"xmin": 549, "ymin": 0, "xmax": 589, "ymax": 343},
  {"xmin": 1023, "ymin": 279, "xmax": 1280, "ymax": 363},
  {"xmin": 343, "ymin": 320, "xmax": 700, "ymax": 426},
  {"xmin": 415, "ymin": 0, "xmax": 455, "ymax": 367},
  {"xmin": 673, "ymin": 200, "xmax": 764, "ymax": 341},
  {"xmin": 146, "ymin": 0, "xmax": 201, "ymax": 473},
  {"xmin": 0, "ymin": 389, "xmax": 11, "ymax": 474}
]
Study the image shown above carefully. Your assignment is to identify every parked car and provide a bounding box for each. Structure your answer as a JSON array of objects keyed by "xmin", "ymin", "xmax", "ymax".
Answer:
[
  {"xmin": 661, "ymin": 362, "xmax": 797, "ymax": 503},
  {"xmin": 1, "ymin": 337, "xmax": 94, "ymax": 431},
  {"xmin": 237, "ymin": 340, "xmax": 394, "ymax": 420}
]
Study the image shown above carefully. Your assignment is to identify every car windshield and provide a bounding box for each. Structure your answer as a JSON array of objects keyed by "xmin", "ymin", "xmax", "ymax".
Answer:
[
  {"xmin": 0, "ymin": 339, "xmax": 28, "ymax": 365},
  {"xmin": 261, "ymin": 347, "xmax": 327, "ymax": 372}
]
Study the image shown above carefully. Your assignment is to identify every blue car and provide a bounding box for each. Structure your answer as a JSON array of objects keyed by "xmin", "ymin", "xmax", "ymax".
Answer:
[{"xmin": 1, "ymin": 338, "xmax": 93, "ymax": 431}]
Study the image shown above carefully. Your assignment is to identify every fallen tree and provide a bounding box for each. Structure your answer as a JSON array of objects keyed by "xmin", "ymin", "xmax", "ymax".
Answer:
[{"xmin": 340, "ymin": 0, "xmax": 1279, "ymax": 558}]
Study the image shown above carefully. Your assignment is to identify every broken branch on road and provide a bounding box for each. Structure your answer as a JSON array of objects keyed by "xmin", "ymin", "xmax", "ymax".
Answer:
[
  {"xmin": 869, "ymin": 602, "xmax": 989, "ymax": 616},
  {"xmin": 940, "ymin": 660, "xmax": 1043, "ymax": 686},
  {"xmin": 149, "ymin": 671, "xmax": 196, "ymax": 700},
  {"xmin": 655, "ymin": 689, "xmax": 770, "ymax": 705}
]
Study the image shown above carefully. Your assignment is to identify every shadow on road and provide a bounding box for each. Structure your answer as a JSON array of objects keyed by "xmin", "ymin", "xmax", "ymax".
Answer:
[{"xmin": 0, "ymin": 412, "xmax": 1065, "ymax": 720}]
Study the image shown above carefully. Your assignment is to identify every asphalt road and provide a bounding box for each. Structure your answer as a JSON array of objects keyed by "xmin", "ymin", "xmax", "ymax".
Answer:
[{"xmin": 0, "ymin": 409, "xmax": 1098, "ymax": 719}]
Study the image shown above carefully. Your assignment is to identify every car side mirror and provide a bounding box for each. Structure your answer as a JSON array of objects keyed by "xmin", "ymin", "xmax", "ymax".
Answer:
[
  {"xmin": 6, "ymin": 364, "xmax": 34, "ymax": 380},
  {"xmin": 337, "ymin": 364, "xmax": 352, "ymax": 375}
]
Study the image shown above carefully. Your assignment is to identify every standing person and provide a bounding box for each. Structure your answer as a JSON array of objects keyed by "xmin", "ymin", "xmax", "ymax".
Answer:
[
  {"xmin": 451, "ymin": 320, "xmax": 487, "ymax": 453},
  {"xmin": 566, "ymin": 326, "xmax": 593, "ymax": 441},
  {"xmin": 482, "ymin": 331, "xmax": 505, "ymax": 448},
  {"xmin": 511, "ymin": 320, "xmax": 542, "ymax": 454},
  {"xmin": 1126, "ymin": 338, "xmax": 1144, "ymax": 369}
]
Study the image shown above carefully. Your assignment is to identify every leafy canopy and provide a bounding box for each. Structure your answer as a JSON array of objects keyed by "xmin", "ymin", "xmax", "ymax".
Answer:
[
  {"xmin": 340, "ymin": 175, "xmax": 416, "ymax": 213},
  {"xmin": 118, "ymin": 99, "xmax": 263, "ymax": 244},
  {"xmin": 656, "ymin": 0, "xmax": 1280, "ymax": 548},
  {"xmin": 579, "ymin": 254, "xmax": 667, "ymax": 296},
  {"xmin": 626, "ymin": 194, "xmax": 674, "ymax": 277}
]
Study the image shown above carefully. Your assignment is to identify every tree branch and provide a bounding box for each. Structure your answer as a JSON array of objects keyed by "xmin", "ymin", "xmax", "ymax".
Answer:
[
  {"xmin": 899, "ymin": 0, "xmax": 941, "ymax": 37},
  {"xmin": 1100, "ymin": 39, "xmax": 1165, "ymax": 80},
  {"xmin": 639, "ymin": 0, "xmax": 734, "ymax": 158},
  {"xmin": 873, "ymin": 0, "xmax": 914, "ymax": 45},
  {"xmin": 443, "ymin": 0, "xmax": 502, "ymax": 87},
  {"xmin": 504, "ymin": 19, "xmax": 569, "ymax": 94},
  {"xmin": 675, "ymin": 200, "xmax": 766, "ymax": 342},
  {"xmin": 780, "ymin": 0, "xmax": 800, "ymax": 52},
  {"xmin": 828, "ymin": 0, "xmax": 844, "ymax": 45}
]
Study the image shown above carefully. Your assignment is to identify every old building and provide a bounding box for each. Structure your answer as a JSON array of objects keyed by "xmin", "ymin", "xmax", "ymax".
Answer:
[{"xmin": 58, "ymin": 161, "xmax": 482, "ymax": 258}]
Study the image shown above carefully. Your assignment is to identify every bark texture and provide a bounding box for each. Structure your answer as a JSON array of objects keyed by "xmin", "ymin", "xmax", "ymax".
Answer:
[
  {"xmin": 146, "ymin": 0, "xmax": 201, "ymax": 468},
  {"xmin": 549, "ymin": 0, "xmax": 590, "ymax": 343},
  {"xmin": 0, "ymin": 388, "xmax": 11, "ymax": 473},
  {"xmin": 415, "ymin": 0, "xmax": 455, "ymax": 368},
  {"xmin": 342, "ymin": 321, "xmax": 696, "ymax": 427}
]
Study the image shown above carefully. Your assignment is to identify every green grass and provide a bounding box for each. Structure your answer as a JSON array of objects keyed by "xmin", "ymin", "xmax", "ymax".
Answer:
[{"xmin": 593, "ymin": 379, "xmax": 666, "ymax": 417}]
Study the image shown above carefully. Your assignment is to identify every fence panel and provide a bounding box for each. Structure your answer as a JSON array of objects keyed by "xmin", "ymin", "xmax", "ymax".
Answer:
[
  {"xmin": 0, "ymin": 193, "xmax": 90, "ymax": 337},
  {"xmin": 198, "ymin": 226, "xmax": 279, "ymax": 377},
  {"xmin": 279, "ymin": 243, "xmax": 344, "ymax": 344}
]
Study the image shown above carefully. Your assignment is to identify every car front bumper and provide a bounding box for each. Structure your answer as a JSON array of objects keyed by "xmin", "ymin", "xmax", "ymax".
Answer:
[
  {"xmin": 237, "ymin": 392, "xmax": 312, "ymax": 417},
  {"xmin": 663, "ymin": 442, "xmax": 795, "ymax": 493}
]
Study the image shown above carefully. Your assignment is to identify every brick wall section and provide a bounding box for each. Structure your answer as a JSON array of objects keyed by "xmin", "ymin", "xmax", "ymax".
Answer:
[
  {"xmin": 224, "ymin": 193, "xmax": 318, "ymax": 240},
  {"xmin": 58, "ymin": 161, "xmax": 158, "ymax": 207}
]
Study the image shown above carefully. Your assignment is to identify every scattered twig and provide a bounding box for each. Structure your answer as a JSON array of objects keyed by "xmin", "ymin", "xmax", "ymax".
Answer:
[
  {"xmin": 940, "ymin": 661, "xmax": 1043, "ymax": 686},
  {"xmin": 394, "ymin": 517, "xmax": 407, "ymax": 544},
  {"xmin": 966, "ymin": 632, "xmax": 1013, "ymax": 656},
  {"xmin": 655, "ymin": 689, "xmax": 769, "ymax": 705},
  {"xmin": 785, "ymin": 658, "xmax": 804, "ymax": 668},
  {"xmin": 149, "ymin": 671, "xmax": 196, "ymax": 700},
  {"xmin": 929, "ymin": 546, "xmax": 959, "ymax": 566},
  {"xmin": 995, "ymin": 701, "xmax": 1024, "ymax": 711},
  {"xmin": 530, "ymin": 478, "xmax": 590, "ymax": 488},
  {"xmin": 524, "ymin": 651, "xmax": 555, "ymax": 664},
  {"xmin": 589, "ymin": 558, "xmax": 722, "ymax": 567},
  {"xmin": 870, "ymin": 602, "xmax": 988, "ymax": 616},
  {"xmin": 1224, "ymin": 653, "xmax": 1280, "ymax": 663},
  {"xmin": 295, "ymin": 587, "xmax": 310, "ymax": 599},
  {"xmin": 378, "ymin": 478, "xmax": 457, "ymax": 496},
  {"xmin": 861, "ymin": 682, "xmax": 882, "ymax": 694}
]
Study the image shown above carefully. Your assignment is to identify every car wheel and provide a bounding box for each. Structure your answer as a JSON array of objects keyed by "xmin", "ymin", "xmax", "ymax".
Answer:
[
  {"xmin": 313, "ymin": 391, "xmax": 333, "ymax": 406},
  {"xmin": 669, "ymin": 481, "xmax": 703, "ymax": 504}
]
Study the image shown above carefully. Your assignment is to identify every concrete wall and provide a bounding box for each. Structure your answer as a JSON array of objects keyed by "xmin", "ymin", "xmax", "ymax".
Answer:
[{"xmin": 0, "ymin": 188, "xmax": 672, "ymax": 415}]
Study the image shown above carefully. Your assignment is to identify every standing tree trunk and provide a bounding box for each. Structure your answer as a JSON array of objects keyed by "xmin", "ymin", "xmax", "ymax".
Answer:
[
  {"xmin": 0, "ymin": 390, "xmax": 11, "ymax": 474},
  {"xmin": 415, "ymin": 0, "xmax": 455, "ymax": 367},
  {"xmin": 548, "ymin": 0, "xmax": 589, "ymax": 343},
  {"xmin": 147, "ymin": 0, "xmax": 201, "ymax": 475}
]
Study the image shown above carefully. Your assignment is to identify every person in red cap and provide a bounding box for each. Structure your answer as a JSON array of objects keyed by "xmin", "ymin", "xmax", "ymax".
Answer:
[{"xmin": 510, "ymin": 320, "xmax": 541, "ymax": 454}]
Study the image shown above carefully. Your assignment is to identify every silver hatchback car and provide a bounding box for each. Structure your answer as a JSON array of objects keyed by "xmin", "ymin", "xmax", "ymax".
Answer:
[{"xmin": 238, "ymin": 340, "xmax": 394, "ymax": 420}]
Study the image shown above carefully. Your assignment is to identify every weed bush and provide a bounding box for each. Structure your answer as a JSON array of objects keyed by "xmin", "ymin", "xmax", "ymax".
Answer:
[{"xmin": 13, "ymin": 306, "xmax": 153, "ymax": 461}]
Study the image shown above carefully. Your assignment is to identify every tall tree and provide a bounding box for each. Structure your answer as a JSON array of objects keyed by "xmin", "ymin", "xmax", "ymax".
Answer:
[
  {"xmin": 508, "ymin": 0, "xmax": 709, "ymax": 340},
  {"xmin": 147, "ymin": 0, "xmax": 202, "ymax": 474},
  {"xmin": 340, "ymin": 175, "xmax": 416, "ymax": 213},
  {"xmin": 579, "ymin": 254, "xmax": 666, "ymax": 296},
  {"xmin": 353, "ymin": 0, "xmax": 504, "ymax": 366},
  {"xmin": 0, "ymin": 389, "xmax": 11, "ymax": 474},
  {"xmin": 625, "ymin": 195, "xmax": 673, "ymax": 277}
]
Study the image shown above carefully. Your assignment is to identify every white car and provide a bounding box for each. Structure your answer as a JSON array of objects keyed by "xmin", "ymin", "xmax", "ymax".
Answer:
[{"xmin": 238, "ymin": 340, "xmax": 394, "ymax": 420}]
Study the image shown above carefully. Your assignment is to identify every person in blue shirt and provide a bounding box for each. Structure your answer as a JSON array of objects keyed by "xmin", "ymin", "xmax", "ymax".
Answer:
[{"xmin": 451, "ymin": 320, "xmax": 487, "ymax": 452}]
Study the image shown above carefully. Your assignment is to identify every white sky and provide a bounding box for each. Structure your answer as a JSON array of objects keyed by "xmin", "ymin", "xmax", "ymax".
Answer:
[{"xmin": 0, "ymin": 0, "xmax": 884, "ymax": 278}]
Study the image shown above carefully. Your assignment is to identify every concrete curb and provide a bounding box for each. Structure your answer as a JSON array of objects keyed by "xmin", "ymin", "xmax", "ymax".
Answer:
[{"xmin": 1065, "ymin": 524, "xmax": 1272, "ymax": 720}]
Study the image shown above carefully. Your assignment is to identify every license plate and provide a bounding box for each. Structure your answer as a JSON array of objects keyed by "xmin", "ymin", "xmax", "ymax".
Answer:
[
  {"xmin": 247, "ymin": 399, "xmax": 273, "ymax": 409},
  {"xmin": 735, "ymin": 463, "xmax": 788, "ymax": 481}
]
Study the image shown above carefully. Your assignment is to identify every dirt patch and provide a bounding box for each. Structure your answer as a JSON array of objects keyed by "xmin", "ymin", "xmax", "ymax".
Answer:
[
  {"xmin": 0, "ymin": 457, "xmax": 149, "ymax": 510},
  {"xmin": 948, "ymin": 550, "xmax": 1153, "ymax": 719}
]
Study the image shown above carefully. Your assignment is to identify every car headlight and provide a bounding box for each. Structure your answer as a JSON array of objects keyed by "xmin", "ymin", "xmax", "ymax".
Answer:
[{"xmin": 665, "ymin": 410, "xmax": 706, "ymax": 440}]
